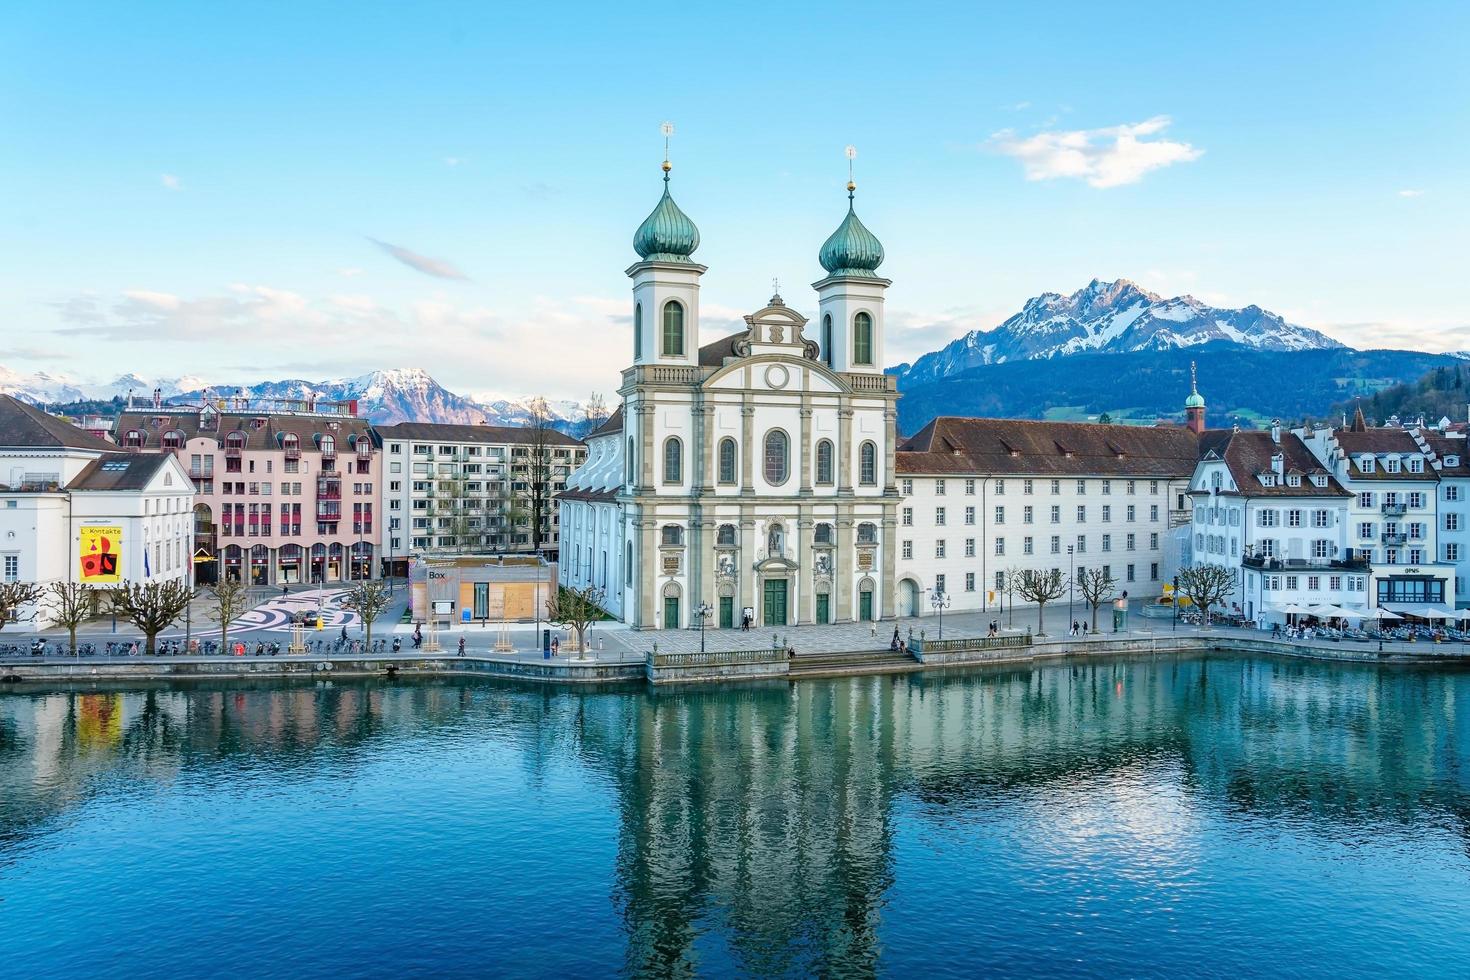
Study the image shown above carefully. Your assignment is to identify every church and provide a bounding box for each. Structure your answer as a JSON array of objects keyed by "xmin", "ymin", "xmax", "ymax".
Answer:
[{"xmin": 558, "ymin": 155, "xmax": 901, "ymax": 629}]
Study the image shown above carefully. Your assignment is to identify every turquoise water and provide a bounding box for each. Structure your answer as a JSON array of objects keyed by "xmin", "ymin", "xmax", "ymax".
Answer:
[{"xmin": 3, "ymin": 656, "xmax": 1470, "ymax": 978}]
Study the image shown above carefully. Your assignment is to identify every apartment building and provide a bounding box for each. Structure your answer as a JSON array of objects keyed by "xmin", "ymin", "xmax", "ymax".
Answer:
[
  {"xmin": 376, "ymin": 422, "xmax": 586, "ymax": 569},
  {"xmin": 893, "ymin": 417, "xmax": 1197, "ymax": 616},
  {"xmin": 1298, "ymin": 413, "xmax": 1457, "ymax": 611},
  {"xmin": 117, "ymin": 395, "xmax": 379, "ymax": 585},
  {"xmin": 1190, "ymin": 424, "xmax": 1361, "ymax": 623}
]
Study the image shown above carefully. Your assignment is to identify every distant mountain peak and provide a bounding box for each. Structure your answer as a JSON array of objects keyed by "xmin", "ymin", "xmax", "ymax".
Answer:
[{"xmin": 893, "ymin": 278, "xmax": 1344, "ymax": 388}]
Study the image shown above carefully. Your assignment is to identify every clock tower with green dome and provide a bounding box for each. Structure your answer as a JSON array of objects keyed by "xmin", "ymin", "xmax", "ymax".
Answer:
[{"xmin": 627, "ymin": 148, "xmax": 705, "ymax": 370}]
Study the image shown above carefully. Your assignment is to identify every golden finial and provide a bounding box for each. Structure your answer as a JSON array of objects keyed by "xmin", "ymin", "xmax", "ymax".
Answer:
[
  {"xmin": 660, "ymin": 121, "xmax": 675, "ymax": 178},
  {"xmin": 845, "ymin": 145, "xmax": 858, "ymax": 198}
]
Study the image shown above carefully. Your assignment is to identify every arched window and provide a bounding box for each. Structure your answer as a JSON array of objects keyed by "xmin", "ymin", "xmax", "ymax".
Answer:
[
  {"xmin": 661, "ymin": 524, "xmax": 684, "ymax": 546},
  {"xmin": 859, "ymin": 441, "xmax": 877, "ymax": 485},
  {"xmin": 661, "ymin": 300, "xmax": 685, "ymax": 357},
  {"xmin": 124, "ymin": 429, "xmax": 144, "ymax": 448},
  {"xmin": 634, "ymin": 303, "xmax": 643, "ymax": 359},
  {"xmin": 663, "ymin": 437, "xmax": 682, "ymax": 484},
  {"xmin": 162, "ymin": 430, "xmax": 183, "ymax": 450},
  {"xmin": 822, "ymin": 313, "xmax": 833, "ymax": 367},
  {"xmin": 718, "ymin": 438, "xmax": 737, "ymax": 484},
  {"xmin": 815, "ymin": 522, "xmax": 833, "ymax": 544},
  {"xmin": 857, "ymin": 522, "xmax": 877, "ymax": 544},
  {"xmin": 815, "ymin": 439, "xmax": 834, "ymax": 485},
  {"xmin": 853, "ymin": 312, "xmax": 873, "ymax": 366},
  {"xmin": 763, "ymin": 430, "xmax": 789, "ymax": 485},
  {"xmin": 717, "ymin": 524, "xmax": 737, "ymax": 546},
  {"xmin": 320, "ymin": 434, "xmax": 336, "ymax": 456}
]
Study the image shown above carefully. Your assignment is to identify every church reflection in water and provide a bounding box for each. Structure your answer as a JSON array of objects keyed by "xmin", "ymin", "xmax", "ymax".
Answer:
[{"xmin": 4, "ymin": 657, "xmax": 1470, "ymax": 974}]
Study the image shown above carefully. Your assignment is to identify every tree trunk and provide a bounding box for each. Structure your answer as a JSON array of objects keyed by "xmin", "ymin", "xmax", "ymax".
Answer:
[
  {"xmin": 145, "ymin": 631, "xmax": 157, "ymax": 656},
  {"xmin": 1090, "ymin": 604, "xmax": 1099, "ymax": 633},
  {"xmin": 1037, "ymin": 600, "xmax": 1047, "ymax": 636},
  {"xmin": 69, "ymin": 625, "xmax": 78, "ymax": 657}
]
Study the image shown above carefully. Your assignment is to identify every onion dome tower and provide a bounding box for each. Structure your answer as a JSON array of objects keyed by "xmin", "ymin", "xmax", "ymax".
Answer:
[
  {"xmin": 628, "ymin": 123, "xmax": 706, "ymax": 370},
  {"xmin": 1185, "ymin": 361, "xmax": 1206, "ymax": 434},
  {"xmin": 813, "ymin": 146, "xmax": 891, "ymax": 374}
]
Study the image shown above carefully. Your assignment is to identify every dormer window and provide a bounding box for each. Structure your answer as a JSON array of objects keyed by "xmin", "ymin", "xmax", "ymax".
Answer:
[
  {"xmin": 123, "ymin": 429, "xmax": 144, "ymax": 448},
  {"xmin": 1259, "ymin": 473, "xmax": 1276, "ymax": 487},
  {"xmin": 1384, "ymin": 457, "xmax": 1401, "ymax": 473},
  {"xmin": 1311, "ymin": 474, "xmax": 1328, "ymax": 487},
  {"xmin": 1360, "ymin": 456, "xmax": 1375, "ymax": 473},
  {"xmin": 1408, "ymin": 457, "xmax": 1423, "ymax": 473},
  {"xmin": 1287, "ymin": 474, "xmax": 1302, "ymax": 487},
  {"xmin": 162, "ymin": 430, "xmax": 184, "ymax": 450},
  {"xmin": 1447, "ymin": 455, "xmax": 1461, "ymax": 468}
]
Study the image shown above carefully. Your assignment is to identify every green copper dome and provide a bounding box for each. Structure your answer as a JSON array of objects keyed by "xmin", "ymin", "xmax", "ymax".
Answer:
[
  {"xmin": 1185, "ymin": 391, "xmax": 1206, "ymax": 409},
  {"xmin": 819, "ymin": 191, "xmax": 884, "ymax": 277},
  {"xmin": 633, "ymin": 173, "xmax": 700, "ymax": 263}
]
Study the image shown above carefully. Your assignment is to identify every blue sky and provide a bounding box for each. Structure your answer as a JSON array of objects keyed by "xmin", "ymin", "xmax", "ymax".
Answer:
[{"xmin": 2, "ymin": 1, "xmax": 1466, "ymax": 400}]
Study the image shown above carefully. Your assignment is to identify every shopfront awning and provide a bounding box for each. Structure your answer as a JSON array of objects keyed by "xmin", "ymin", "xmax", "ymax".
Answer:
[{"xmin": 1382, "ymin": 603, "xmax": 1458, "ymax": 620}]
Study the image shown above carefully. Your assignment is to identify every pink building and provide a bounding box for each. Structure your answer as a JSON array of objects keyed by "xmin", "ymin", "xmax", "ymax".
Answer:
[{"xmin": 117, "ymin": 395, "xmax": 380, "ymax": 586}]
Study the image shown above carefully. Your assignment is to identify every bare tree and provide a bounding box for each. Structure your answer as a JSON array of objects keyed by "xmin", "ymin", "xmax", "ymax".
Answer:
[
  {"xmin": 998, "ymin": 567, "xmax": 1023, "ymax": 628},
  {"xmin": 545, "ymin": 583, "xmax": 606, "ymax": 655},
  {"xmin": 1076, "ymin": 567, "xmax": 1117, "ymax": 634},
  {"xmin": 1177, "ymin": 563, "xmax": 1237, "ymax": 627},
  {"xmin": 341, "ymin": 579, "xmax": 392, "ymax": 651},
  {"xmin": 207, "ymin": 577, "xmax": 251, "ymax": 655},
  {"xmin": 582, "ymin": 392, "xmax": 609, "ymax": 434},
  {"xmin": 45, "ymin": 582, "xmax": 97, "ymax": 654},
  {"xmin": 0, "ymin": 581, "xmax": 40, "ymax": 631},
  {"xmin": 523, "ymin": 396, "xmax": 556, "ymax": 554},
  {"xmin": 1015, "ymin": 568, "xmax": 1068, "ymax": 637},
  {"xmin": 110, "ymin": 580, "xmax": 193, "ymax": 655}
]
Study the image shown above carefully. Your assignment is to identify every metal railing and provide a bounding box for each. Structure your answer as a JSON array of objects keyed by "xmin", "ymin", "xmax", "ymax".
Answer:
[
  {"xmin": 647, "ymin": 646, "xmax": 786, "ymax": 668},
  {"xmin": 912, "ymin": 633, "xmax": 1032, "ymax": 655},
  {"xmin": 1381, "ymin": 502, "xmax": 1407, "ymax": 516}
]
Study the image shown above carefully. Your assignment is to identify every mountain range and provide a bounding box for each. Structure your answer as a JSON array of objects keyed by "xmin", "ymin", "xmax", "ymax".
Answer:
[
  {"xmin": 3, "ymin": 278, "xmax": 1462, "ymax": 437},
  {"xmin": 891, "ymin": 278, "xmax": 1343, "ymax": 387},
  {"xmin": 0, "ymin": 366, "xmax": 591, "ymax": 433}
]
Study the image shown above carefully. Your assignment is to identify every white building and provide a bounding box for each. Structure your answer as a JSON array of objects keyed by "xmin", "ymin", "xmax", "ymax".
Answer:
[
  {"xmin": 1416, "ymin": 428, "xmax": 1469, "ymax": 606},
  {"xmin": 376, "ymin": 422, "xmax": 586, "ymax": 572},
  {"xmin": 1, "ymin": 395, "xmax": 194, "ymax": 629},
  {"xmin": 1299, "ymin": 411, "xmax": 1457, "ymax": 614},
  {"xmin": 560, "ymin": 161, "xmax": 900, "ymax": 629},
  {"xmin": 1190, "ymin": 422, "xmax": 1362, "ymax": 624},
  {"xmin": 893, "ymin": 417, "xmax": 1198, "ymax": 616}
]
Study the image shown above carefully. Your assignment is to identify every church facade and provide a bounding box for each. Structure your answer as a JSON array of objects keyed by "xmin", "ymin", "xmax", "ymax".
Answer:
[{"xmin": 559, "ymin": 161, "xmax": 900, "ymax": 629}]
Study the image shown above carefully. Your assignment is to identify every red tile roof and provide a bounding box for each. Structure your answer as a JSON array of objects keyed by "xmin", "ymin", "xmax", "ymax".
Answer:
[{"xmin": 897, "ymin": 417, "xmax": 1198, "ymax": 477}]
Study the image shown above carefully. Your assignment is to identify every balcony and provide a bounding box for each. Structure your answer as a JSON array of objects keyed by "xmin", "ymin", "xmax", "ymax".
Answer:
[
  {"xmin": 284, "ymin": 446, "xmax": 301, "ymax": 461},
  {"xmin": 1381, "ymin": 532, "xmax": 1407, "ymax": 546},
  {"xmin": 1381, "ymin": 502, "xmax": 1407, "ymax": 517},
  {"xmin": 316, "ymin": 488, "xmax": 342, "ymax": 501},
  {"xmin": 1243, "ymin": 554, "xmax": 1369, "ymax": 571}
]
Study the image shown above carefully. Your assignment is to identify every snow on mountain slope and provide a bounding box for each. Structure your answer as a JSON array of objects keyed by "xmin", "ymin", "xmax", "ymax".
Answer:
[{"xmin": 894, "ymin": 279, "xmax": 1344, "ymax": 387}]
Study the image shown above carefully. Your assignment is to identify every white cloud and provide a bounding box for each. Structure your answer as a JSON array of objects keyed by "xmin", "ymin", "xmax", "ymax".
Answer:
[
  {"xmin": 337, "ymin": 267, "xmax": 364, "ymax": 278},
  {"xmin": 1397, "ymin": 189, "xmax": 1425, "ymax": 198},
  {"xmin": 47, "ymin": 285, "xmax": 634, "ymax": 399},
  {"xmin": 368, "ymin": 238, "xmax": 469, "ymax": 280},
  {"xmin": 989, "ymin": 115, "xmax": 1203, "ymax": 188},
  {"xmin": 161, "ymin": 174, "xmax": 180, "ymax": 190}
]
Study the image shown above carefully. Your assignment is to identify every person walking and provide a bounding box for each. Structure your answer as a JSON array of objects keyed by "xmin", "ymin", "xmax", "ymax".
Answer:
[{"xmin": 457, "ymin": 636, "xmax": 466, "ymax": 657}]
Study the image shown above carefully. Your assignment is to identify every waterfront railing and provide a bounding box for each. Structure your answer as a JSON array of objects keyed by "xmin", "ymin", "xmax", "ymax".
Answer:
[
  {"xmin": 911, "ymin": 634, "xmax": 1032, "ymax": 656},
  {"xmin": 647, "ymin": 646, "xmax": 787, "ymax": 669}
]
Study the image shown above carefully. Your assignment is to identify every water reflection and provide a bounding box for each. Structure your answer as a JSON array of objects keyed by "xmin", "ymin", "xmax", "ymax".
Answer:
[{"xmin": 3, "ymin": 656, "xmax": 1470, "ymax": 976}]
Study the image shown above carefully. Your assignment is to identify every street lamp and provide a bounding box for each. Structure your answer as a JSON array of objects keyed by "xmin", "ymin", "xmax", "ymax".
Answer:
[
  {"xmin": 930, "ymin": 589, "xmax": 950, "ymax": 639},
  {"xmin": 695, "ymin": 600, "xmax": 712, "ymax": 653},
  {"xmin": 1067, "ymin": 545, "xmax": 1075, "ymax": 631}
]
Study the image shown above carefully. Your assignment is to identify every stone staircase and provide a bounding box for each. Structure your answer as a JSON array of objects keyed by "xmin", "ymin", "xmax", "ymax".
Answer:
[{"xmin": 787, "ymin": 648, "xmax": 922, "ymax": 678}]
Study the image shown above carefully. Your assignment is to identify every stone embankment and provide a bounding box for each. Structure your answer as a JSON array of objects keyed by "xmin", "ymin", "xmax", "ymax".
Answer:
[{"xmin": 3, "ymin": 631, "xmax": 1468, "ymax": 688}]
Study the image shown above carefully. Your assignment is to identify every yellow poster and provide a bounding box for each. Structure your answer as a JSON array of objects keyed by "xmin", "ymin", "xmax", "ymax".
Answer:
[{"xmin": 79, "ymin": 525, "xmax": 123, "ymax": 583}]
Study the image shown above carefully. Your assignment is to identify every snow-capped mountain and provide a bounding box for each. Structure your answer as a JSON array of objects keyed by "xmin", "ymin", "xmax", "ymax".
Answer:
[
  {"xmin": 0, "ymin": 364, "xmax": 592, "ymax": 433},
  {"xmin": 892, "ymin": 279, "xmax": 1344, "ymax": 387}
]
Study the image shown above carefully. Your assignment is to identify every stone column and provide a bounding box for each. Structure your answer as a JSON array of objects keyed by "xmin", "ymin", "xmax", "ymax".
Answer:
[
  {"xmin": 740, "ymin": 400, "xmax": 755, "ymax": 492},
  {"xmin": 837, "ymin": 403, "xmax": 854, "ymax": 493},
  {"xmin": 883, "ymin": 406, "xmax": 899, "ymax": 493},
  {"xmin": 799, "ymin": 399, "xmax": 813, "ymax": 495},
  {"xmin": 881, "ymin": 515, "xmax": 898, "ymax": 620},
  {"xmin": 637, "ymin": 400, "xmax": 656, "ymax": 493},
  {"xmin": 836, "ymin": 505, "xmax": 853, "ymax": 623},
  {"xmin": 639, "ymin": 516, "xmax": 658, "ymax": 629},
  {"xmin": 798, "ymin": 506, "xmax": 814, "ymax": 624},
  {"xmin": 740, "ymin": 513, "xmax": 758, "ymax": 626}
]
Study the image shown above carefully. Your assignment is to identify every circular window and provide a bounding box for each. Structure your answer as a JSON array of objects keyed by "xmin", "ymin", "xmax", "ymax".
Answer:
[{"xmin": 764, "ymin": 365, "xmax": 790, "ymax": 390}]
